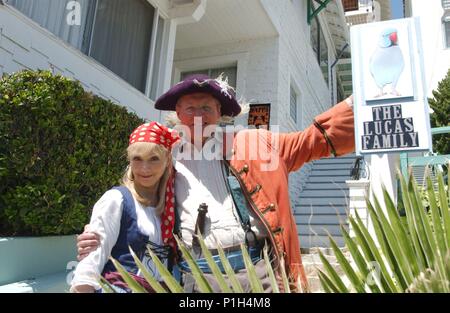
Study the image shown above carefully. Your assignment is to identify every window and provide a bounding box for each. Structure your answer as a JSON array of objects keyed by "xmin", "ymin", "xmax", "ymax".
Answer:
[
  {"xmin": 443, "ymin": 0, "xmax": 450, "ymax": 48},
  {"xmin": 180, "ymin": 66, "xmax": 237, "ymax": 89},
  {"xmin": 443, "ymin": 0, "xmax": 450, "ymax": 10},
  {"xmin": 8, "ymin": 0, "xmax": 96, "ymax": 53},
  {"xmin": 342, "ymin": 0, "xmax": 359, "ymax": 12},
  {"xmin": 149, "ymin": 16, "xmax": 165, "ymax": 100},
  {"xmin": 88, "ymin": 0, "xmax": 155, "ymax": 93},
  {"xmin": 290, "ymin": 85, "xmax": 297, "ymax": 124},
  {"xmin": 9, "ymin": 0, "xmax": 165, "ymax": 95},
  {"xmin": 445, "ymin": 21, "xmax": 450, "ymax": 48},
  {"xmin": 310, "ymin": 16, "xmax": 329, "ymax": 86}
]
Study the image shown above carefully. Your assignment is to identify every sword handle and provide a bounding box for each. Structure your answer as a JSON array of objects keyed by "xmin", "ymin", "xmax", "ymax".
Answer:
[{"xmin": 193, "ymin": 203, "xmax": 208, "ymax": 247}]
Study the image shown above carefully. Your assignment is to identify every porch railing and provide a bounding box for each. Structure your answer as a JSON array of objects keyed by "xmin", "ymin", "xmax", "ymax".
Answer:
[{"xmin": 400, "ymin": 126, "xmax": 450, "ymax": 178}]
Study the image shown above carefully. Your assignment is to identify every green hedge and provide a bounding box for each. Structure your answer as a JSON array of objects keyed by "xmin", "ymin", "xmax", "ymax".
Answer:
[{"xmin": 0, "ymin": 70, "xmax": 145, "ymax": 236}]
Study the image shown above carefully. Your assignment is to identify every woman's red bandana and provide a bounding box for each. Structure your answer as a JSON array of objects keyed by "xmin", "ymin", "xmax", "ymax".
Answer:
[{"xmin": 129, "ymin": 121, "xmax": 179, "ymax": 250}]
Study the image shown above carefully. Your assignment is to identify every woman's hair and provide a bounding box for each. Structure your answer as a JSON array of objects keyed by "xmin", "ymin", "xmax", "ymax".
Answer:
[{"xmin": 121, "ymin": 142, "xmax": 172, "ymax": 215}]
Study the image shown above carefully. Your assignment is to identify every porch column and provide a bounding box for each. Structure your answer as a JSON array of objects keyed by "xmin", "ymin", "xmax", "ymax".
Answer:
[{"xmin": 366, "ymin": 153, "xmax": 400, "ymax": 238}]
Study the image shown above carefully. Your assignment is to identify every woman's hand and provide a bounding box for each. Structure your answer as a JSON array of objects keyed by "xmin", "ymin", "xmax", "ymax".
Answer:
[{"xmin": 77, "ymin": 225, "xmax": 100, "ymax": 261}]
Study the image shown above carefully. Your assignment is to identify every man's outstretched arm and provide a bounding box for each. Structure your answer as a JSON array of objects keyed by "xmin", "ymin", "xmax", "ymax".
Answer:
[{"xmin": 278, "ymin": 96, "xmax": 355, "ymax": 172}]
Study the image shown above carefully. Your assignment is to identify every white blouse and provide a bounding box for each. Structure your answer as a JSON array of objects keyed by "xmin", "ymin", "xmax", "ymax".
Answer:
[{"xmin": 70, "ymin": 189, "xmax": 163, "ymax": 291}]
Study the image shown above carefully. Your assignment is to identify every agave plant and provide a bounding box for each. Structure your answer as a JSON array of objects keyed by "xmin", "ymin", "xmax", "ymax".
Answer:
[
  {"xmin": 99, "ymin": 233, "xmax": 301, "ymax": 293},
  {"xmin": 318, "ymin": 170, "xmax": 450, "ymax": 293}
]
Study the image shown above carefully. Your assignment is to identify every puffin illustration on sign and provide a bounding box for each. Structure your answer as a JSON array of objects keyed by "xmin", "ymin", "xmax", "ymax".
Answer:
[{"xmin": 362, "ymin": 23, "xmax": 415, "ymax": 103}]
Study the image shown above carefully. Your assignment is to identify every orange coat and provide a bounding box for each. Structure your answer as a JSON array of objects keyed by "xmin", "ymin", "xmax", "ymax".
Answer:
[{"xmin": 225, "ymin": 101, "xmax": 355, "ymax": 291}]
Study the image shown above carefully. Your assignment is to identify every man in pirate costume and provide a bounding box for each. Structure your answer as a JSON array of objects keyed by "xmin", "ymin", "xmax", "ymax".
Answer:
[{"xmin": 77, "ymin": 74, "xmax": 355, "ymax": 292}]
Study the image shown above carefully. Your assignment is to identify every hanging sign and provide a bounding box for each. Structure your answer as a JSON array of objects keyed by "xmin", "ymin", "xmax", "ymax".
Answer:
[
  {"xmin": 248, "ymin": 103, "xmax": 271, "ymax": 130},
  {"xmin": 351, "ymin": 17, "xmax": 432, "ymax": 154}
]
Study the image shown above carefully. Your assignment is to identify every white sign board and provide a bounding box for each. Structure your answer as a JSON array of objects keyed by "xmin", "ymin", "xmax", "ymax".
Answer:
[{"xmin": 351, "ymin": 17, "xmax": 432, "ymax": 155}]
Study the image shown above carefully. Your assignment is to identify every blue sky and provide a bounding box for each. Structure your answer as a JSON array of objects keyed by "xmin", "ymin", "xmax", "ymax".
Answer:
[{"xmin": 391, "ymin": 0, "xmax": 404, "ymax": 19}]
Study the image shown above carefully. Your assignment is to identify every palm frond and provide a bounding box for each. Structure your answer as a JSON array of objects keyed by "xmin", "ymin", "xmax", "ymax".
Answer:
[{"xmin": 320, "ymin": 170, "xmax": 450, "ymax": 293}]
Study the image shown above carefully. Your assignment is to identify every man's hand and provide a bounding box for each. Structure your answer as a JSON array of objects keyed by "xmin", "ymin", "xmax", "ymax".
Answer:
[
  {"xmin": 345, "ymin": 95, "xmax": 354, "ymax": 109},
  {"xmin": 76, "ymin": 225, "xmax": 100, "ymax": 261}
]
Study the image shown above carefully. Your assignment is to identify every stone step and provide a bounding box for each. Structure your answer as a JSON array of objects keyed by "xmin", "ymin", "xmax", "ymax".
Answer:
[
  {"xmin": 301, "ymin": 246, "xmax": 344, "ymax": 255},
  {"xmin": 294, "ymin": 214, "xmax": 348, "ymax": 225},
  {"xmin": 303, "ymin": 262, "xmax": 341, "ymax": 274},
  {"xmin": 307, "ymin": 276, "xmax": 324, "ymax": 293},
  {"xmin": 302, "ymin": 252, "xmax": 337, "ymax": 264},
  {"xmin": 299, "ymin": 235, "xmax": 346, "ymax": 248},
  {"xmin": 302, "ymin": 251, "xmax": 351, "ymax": 276},
  {"xmin": 304, "ymin": 262, "xmax": 344, "ymax": 279},
  {"xmin": 302, "ymin": 248, "xmax": 352, "ymax": 293}
]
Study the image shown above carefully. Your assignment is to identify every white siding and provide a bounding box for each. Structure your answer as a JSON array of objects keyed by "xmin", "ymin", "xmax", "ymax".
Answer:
[
  {"xmin": 174, "ymin": 0, "xmax": 337, "ymax": 206},
  {"xmin": 173, "ymin": 37, "xmax": 280, "ymax": 125},
  {"xmin": 407, "ymin": 0, "xmax": 450, "ymax": 96},
  {"xmin": 262, "ymin": 0, "xmax": 335, "ymax": 206}
]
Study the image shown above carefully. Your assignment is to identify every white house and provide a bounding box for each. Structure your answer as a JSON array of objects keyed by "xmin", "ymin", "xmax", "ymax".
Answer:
[
  {"xmin": 0, "ymin": 0, "xmax": 362, "ymax": 293},
  {"xmin": 343, "ymin": 0, "xmax": 449, "ymax": 248},
  {"xmin": 404, "ymin": 0, "xmax": 450, "ymax": 96},
  {"xmin": 0, "ymin": 0, "xmax": 352, "ymax": 208},
  {"xmin": 0, "ymin": 0, "xmax": 199, "ymax": 121},
  {"xmin": 171, "ymin": 0, "xmax": 352, "ymax": 207},
  {"xmin": 344, "ymin": 0, "xmax": 391, "ymax": 25}
]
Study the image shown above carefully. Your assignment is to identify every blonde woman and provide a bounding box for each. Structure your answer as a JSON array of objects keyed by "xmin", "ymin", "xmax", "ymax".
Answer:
[{"xmin": 70, "ymin": 122, "xmax": 179, "ymax": 293}]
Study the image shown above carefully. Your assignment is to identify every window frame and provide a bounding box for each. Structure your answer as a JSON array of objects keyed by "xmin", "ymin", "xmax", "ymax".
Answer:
[
  {"xmin": 180, "ymin": 66, "xmax": 238, "ymax": 87},
  {"xmin": 442, "ymin": 1, "xmax": 450, "ymax": 48},
  {"xmin": 443, "ymin": 5, "xmax": 450, "ymax": 49},
  {"xmin": 6, "ymin": 0, "xmax": 167, "ymax": 98},
  {"xmin": 289, "ymin": 78, "xmax": 303, "ymax": 130},
  {"xmin": 145, "ymin": 8, "xmax": 168, "ymax": 100},
  {"xmin": 173, "ymin": 52, "xmax": 249, "ymax": 97},
  {"xmin": 289, "ymin": 84, "xmax": 298, "ymax": 126},
  {"xmin": 444, "ymin": 21, "xmax": 450, "ymax": 49}
]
